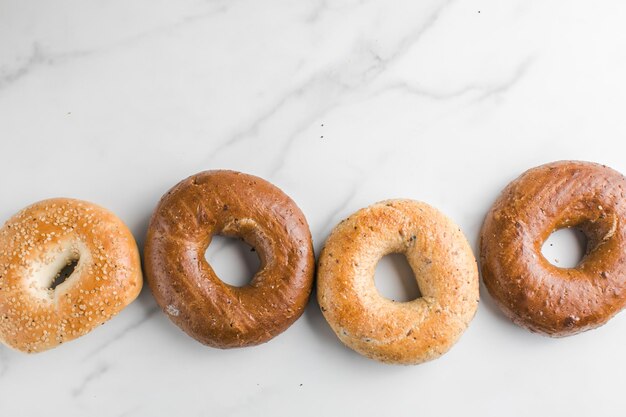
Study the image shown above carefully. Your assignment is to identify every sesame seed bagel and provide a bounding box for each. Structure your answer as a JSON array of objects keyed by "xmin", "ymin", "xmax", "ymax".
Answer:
[
  {"xmin": 0, "ymin": 198, "xmax": 142, "ymax": 353},
  {"xmin": 144, "ymin": 170, "xmax": 315, "ymax": 348},
  {"xmin": 480, "ymin": 161, "xmax": 626, "ymax": 336},
  {"xmin": 317, "ymin": 199, "xmax": 479, "ymax": 365}
]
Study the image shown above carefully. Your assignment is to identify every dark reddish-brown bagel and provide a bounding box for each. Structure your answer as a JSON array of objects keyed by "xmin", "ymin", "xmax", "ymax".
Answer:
[
  {"xmin": 144, "ymin": 170, "xmax": 315, "ymax": 348},
  {"xmin": 480, "ymin": 160, "xmax": 626, "ymax": 337}
]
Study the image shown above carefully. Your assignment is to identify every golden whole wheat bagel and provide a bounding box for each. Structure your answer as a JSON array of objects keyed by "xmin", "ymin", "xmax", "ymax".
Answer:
[
  {"xmin": 480, "ymin": 160, "xmax": 626, "ymax": 336},
  {"xmin": 144, "ymin": 170, "xmax": 315, "ymax": 348},
  {"xmin": 0, "ymin": 198, "xmax": 142, "ymax": 353},
  {"xmin": 317, "ymin": 199, "xmax": 479, "ymax": 365}
]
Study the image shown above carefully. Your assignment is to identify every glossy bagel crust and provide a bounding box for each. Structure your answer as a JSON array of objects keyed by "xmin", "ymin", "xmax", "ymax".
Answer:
[
  {"xmin": 480, "ymin": 161, "xmax": 626, "ymax": 337},
  {"xmin": 317, "ymin": 199, "xmax": 479, "ymax": 365},
  {"xmin": 144, "ymin": 170, "xmax": 315, "ymax": 348},
  {"xmin": 0, "ymin": 198, "xmax": 142, "ymax": 353}
]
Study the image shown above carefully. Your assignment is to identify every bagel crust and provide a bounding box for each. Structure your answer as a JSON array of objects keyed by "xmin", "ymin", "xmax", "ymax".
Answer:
[
  {"xmin": 0, "ymin": 198, "xmax": 142, "ymax": 353},
  {"xmin": 317, "ymin": 199, "xmax": 479, "ymax": 365},
  {"xmin": 144, "ymin": 170, "xmax": 315, "ymax": 348},
  {"xmin": 480, "ymin": 161, "xmax": 626, "ymax": 337}
]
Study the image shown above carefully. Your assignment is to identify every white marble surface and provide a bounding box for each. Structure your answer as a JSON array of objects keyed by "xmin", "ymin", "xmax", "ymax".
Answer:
[{"xmin": 2, "ymin": 0, "xmax": 626, "ymax": 415}]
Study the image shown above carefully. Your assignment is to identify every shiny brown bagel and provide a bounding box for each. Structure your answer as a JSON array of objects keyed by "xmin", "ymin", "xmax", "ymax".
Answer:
[
  {"xmin": 317, "ymin": 199, "xmax": 479, "ymax": 365},
  {"xmin": 0, "ymin": 198, "xmax": 142, "ymax": 353},
  {"xmin": 144, "ymin": 170, "xmax": 315, "ymax": 348},
  {"xmin": 480, "ymin": 161, "xmax": 626, "ymax": 337}
]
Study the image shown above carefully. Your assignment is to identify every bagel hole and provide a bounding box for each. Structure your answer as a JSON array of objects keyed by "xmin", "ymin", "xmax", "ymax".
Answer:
[
  {"xmin": 541, "ymin": 227, "xmax": 588, "ymax": 268},
  {"xmin": 374, "ymin": 253, "xmax": 422, "ymax": 302},
  {"xmin": 205, "ymin": 235, "xmax": 260, "ymax": 287},
  {"xmin": 49, "ymin": 258, "xmax": 79, "ymax": 290}
]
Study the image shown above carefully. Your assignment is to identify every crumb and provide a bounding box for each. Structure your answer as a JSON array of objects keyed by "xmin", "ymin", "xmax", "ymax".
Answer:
[{"xmin": 166, "ymin": 304, "xmax": 180, "ymax": 316}]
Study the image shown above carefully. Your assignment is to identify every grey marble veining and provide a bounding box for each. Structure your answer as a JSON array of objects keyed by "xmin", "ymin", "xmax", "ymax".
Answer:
[{"xmin": 1, "ymin": 0, "xmax": 626, "ymax": 416}]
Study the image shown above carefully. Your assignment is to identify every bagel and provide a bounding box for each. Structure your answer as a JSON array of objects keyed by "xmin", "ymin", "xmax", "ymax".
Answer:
[
  {"xmin": 480, "ymin": 160, "xmax": 626, "ymax": 336},
  {"xmin": 317, "ymin": 199, "xmax": 479, "ymax": 365},
  {"xmin": 144, "ymin": 170, "xmax": 315, "ymax": 348},
  {"xmin": 0, "ymin": 198, "xmax": 142, "ymax": 353}
]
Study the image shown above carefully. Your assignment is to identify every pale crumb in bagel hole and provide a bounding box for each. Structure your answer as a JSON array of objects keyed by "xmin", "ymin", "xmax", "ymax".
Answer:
[
  {"xmin": 374, "ymin": 253, "xmax": 422, "ymax": 302},
  {"xmin": 26, "ymin": 240, "xmax": 90, "ymax": 301},
  {"xmin": 541, "ymin": 227, "xmax": 588, "ymax": 268}
]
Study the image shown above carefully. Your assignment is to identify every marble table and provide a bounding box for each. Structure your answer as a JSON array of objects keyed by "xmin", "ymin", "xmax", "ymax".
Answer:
[{"xmin": 1, "ymin": 0, "xmax": 626, "ymax": 416}]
